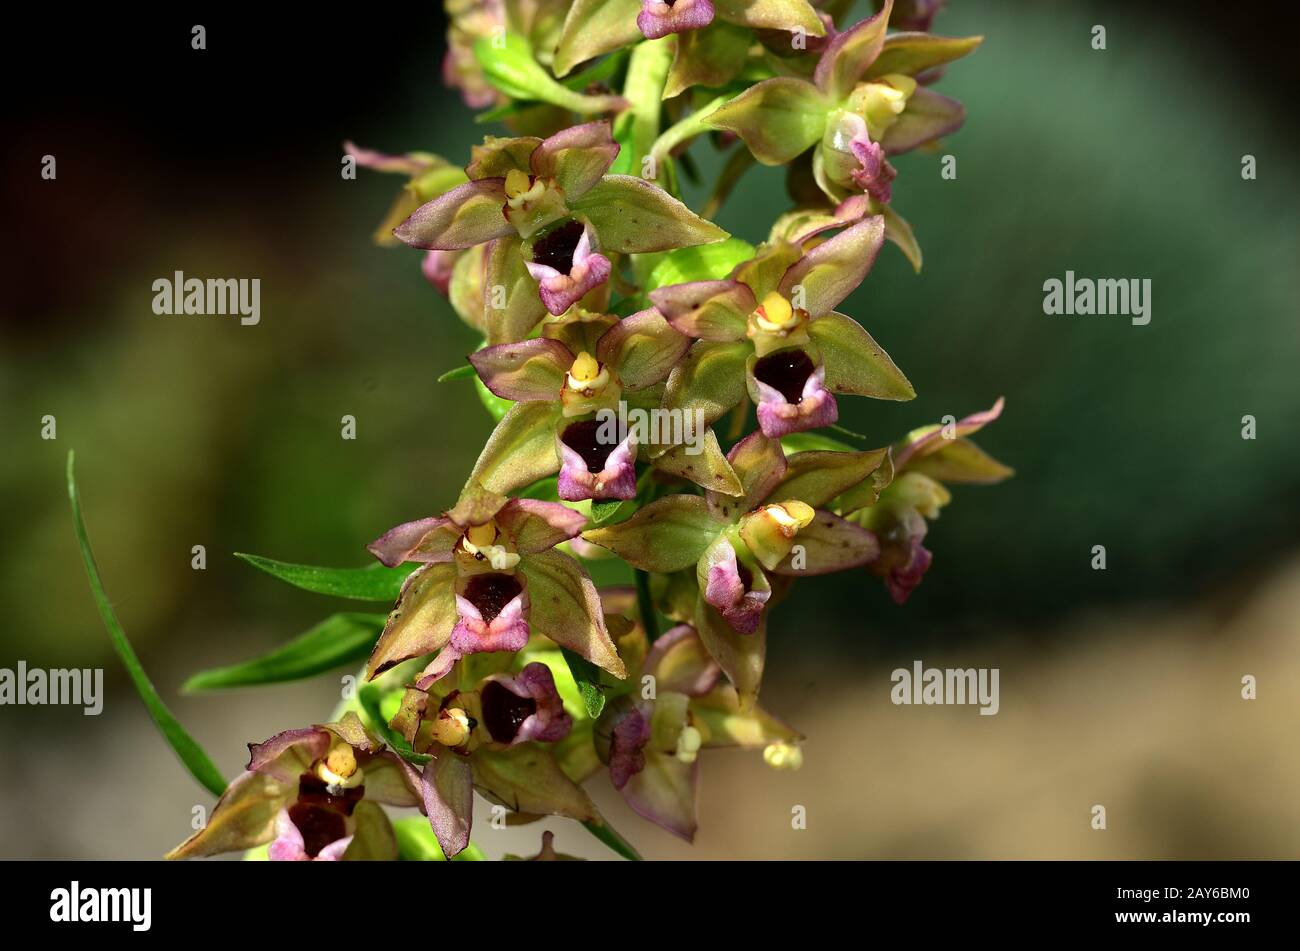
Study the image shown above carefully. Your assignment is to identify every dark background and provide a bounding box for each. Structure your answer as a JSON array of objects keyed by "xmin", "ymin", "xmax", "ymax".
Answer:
[{"xmin": 2, "ymin": 2, "xmax": 1297, "ymax": 858}]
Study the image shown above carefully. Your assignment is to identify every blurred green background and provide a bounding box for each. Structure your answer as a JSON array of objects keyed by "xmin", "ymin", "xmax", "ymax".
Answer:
[{"xmin": 2, "ymin": 2, "xmax": 1297, "ymax": 858}]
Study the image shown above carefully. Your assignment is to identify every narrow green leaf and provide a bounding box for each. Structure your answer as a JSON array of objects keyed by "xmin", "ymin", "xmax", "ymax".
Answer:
[
  {"xmin": 235, "ymin": 552, "xmax": 411, "ymax": 601},
  {"xmin": 561, "ymin": 647, "xmax": 607, "ymax": 719},
  {"xmin": 437, "ymin": 364, "xmax": 477, "ymax": 383},
  {"xmin": 67, "ymin": 451, "xmax": 227, "ymax": 798},
  {"xmin": 582, "ymin": 817, "xmax": 644, "ymax": 861},
  {"xmin": 182, "ymin": 613, "xmax": 386, "ymax": 692}
]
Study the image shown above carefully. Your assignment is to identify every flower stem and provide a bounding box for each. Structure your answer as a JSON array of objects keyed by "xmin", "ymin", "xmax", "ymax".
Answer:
[{"xmin": 634, "ymin": 568, "xmax": 660, "ymax": 643}]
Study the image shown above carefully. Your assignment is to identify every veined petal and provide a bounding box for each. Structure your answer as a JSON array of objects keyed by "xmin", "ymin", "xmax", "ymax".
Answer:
[
  {"xmin": 866, "ymin": 32, "xmax": 984, "ymax": 81},
  {"xmin": 367, "ymin": 516, "xmax": 458, "ymax": 568},
  {"xmin": 582, "ymin": 495, "xmax": 726, "ymax": 573},
  {"xmin": 469, "ymin": 338, "xmax": 573, "ymax": 401},
  {"xmin": 643, "ymin": 623, "xmax": 722, "ymax": 697},
  {"xmin": 695, "ymin": 601, "xmax": 766, "ymax": 707},
  {"xmin": 496, "ymin": 498, "xmax": 588, "ymax": 554},
  {"xmin": 879, "ymin": 86, "xmax": 966, "ymax": 156},
  {"xmin": 393, "ymin": 178, "xmax": 513, "ymax": 250},
  {"xmin": 769, "ymin": 447, "xmax": 891, "ymax": 509},
  {"xmin": 366, "ymin": 562, "xmax": 458, "ymax": 678},
  {"xmin": 778, "ymin": 214, "xmax": 885, "ymax": 317},
  {"xmin": 894, "ymin": 397, "xmax": 1006, "ymax": 469},
  {"xmin": 165, "ymin": 770, "xmax": 291, "ymax": 860},
  {"xmin": 484, "ymin": 234, "xmax": 550, "ymax": 344},
  {"xmin": 472, "ymin": 745, "xmax": 599, "ymax": 821},
  {"xmin": 553, "ymin": 0, "xmax": 644, "ymax": 78},
  {"xmin": 808, "ymin": 312, "xmax": 915, "ymax": 400},
  {"xmin": 705, "ymin": 77, "xmax": 832, "ymax": 166},
  {"xmin": 467, "ymin": 401, "xmax": 563, "ymax": 496},
  {"xmin": 246, "ymin": 727, "xmax": 329, "ymax": 783},
  {"xmin": 596, "ymin": 308, "xmax": 693, "ymax": 388},
  {"xmin": 649, "ymin": 280, "xmax": 753, "ymax": 341},
  {"xmin": 620, "ymin": 749, "xmax": 699, "ymax": 842},
  {"xmin": 771, "ymin": 509, "xmax": 878, "ymax": 575},
  {"xmin": 422, "ymin": 747, "xmax": 474, "ymax": 859},
  {"xmin": 661, "ymin": 339, "xmax": 752, "ymax": 428},
  {"xmin": 531, "ymin": 122, "xmax": 621, "ymax": 200},
  {"xmin": 521, "ymin": 549, "xmax": 627, "ymax": 678},
  {"xmin": 713, "ymin": 0, "xmax": 825, "ymax": 34},
  {"xmin": 570, "ymin": 174, "xmax": 729, "ymax": 253},
  {"xmin": 723, "ymin": 430, "xmax": 788, "ymax": 513},
  {"xmin": 813, "ymin": 0, "xmax": 893, "ymax": 101},
  {"xmin": 639, "ymin": 0, "xmax": 714, "ymax": 39}
]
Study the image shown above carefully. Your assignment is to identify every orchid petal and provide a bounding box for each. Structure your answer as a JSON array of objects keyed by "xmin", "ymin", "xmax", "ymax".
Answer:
[
  {"xmin": 649, "ymin": 280, "xmax": 753, "ymax": 341},
  {"xmin": 422, "ymin": 746, "xmax": 474, "ymax": 859},
  {"xmin": 808, "ymin": 312, "xmax": 915, "ymax": 400},
  {"xmin": 365, "ymin": 562, "xmax": 458, "ymax": 679},
  {"xmin": 582, "ymin": 495, "xmax": 726, "ymax": 573},
  {"xmin": 570, "ymin": 175, "xmax": 729, "ymax": 253},
  {"xmin": 779, "ymin": 214, "xmax": 885, "ymax": 317},
  {"xmin": 520, "ymin": 549, "xmax": 627, "ymax": 678},
  {"xmin": 393, "ymin": 178, "xmax": 513, "ymax": 250},
  {"xmin": 469, "ymin": 338, "xmax": 573, "ymax": 402}
]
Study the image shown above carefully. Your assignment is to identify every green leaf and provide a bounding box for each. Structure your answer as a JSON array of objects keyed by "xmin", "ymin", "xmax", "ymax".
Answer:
[
  {"xmin": 582, "ymin": 817, "xmax": 644, "ymax": 861},
  {"xmin": 561, "ymin": 647, "xmax": 607, "ymax": 719},
  {"xmin": 437, "ymin": 364, "xmax": 477, "ymax": 382},
  {"xmin": 235, "ymin": 552, "xmax": 412, "ymax": 601},
  {"xmin": 646, "ymin": 238, "xmax": 756, "ymax": 291},
  {"xmin": 67, "ymin": 451, "xmax": 226, "ymax": 798},
  {"xmin": 182, "ymin": 613, "xmax": 386, "ymax": 692}
]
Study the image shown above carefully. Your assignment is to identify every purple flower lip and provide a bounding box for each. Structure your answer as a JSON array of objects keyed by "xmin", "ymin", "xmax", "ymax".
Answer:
[
  {"xmin": 480, "ymin": 662, "xmax": 572, "ymax": 745},
  {"xmin": 526, "ymin": 220, "xmax": 612, "ymax": 315},
  {"xmin": 557, "ymin": 419, "xmax": 638, "ymax": 501},
  {"xmin": 269, "ymin": 807, "xmax": 353, "ymax": 862},
  {"xmin": 637, "ymin": 0, "xmax": 715, "ymax": 40},
  {"xmin": 850, "ymin": 137, "xmax": 896, "ymax": 204},
  {"xmin": 451, "ymin": 571, "xmax": 530, "ymax": 655},
  {"xmin": 751, "ymin": 348, "xmax": 839, "ymax": 437},
  {"xmin": 608, "ymin": 705, "xmax": 652, "ymax": 789},
  {"xmin": 703, "ymin": 542, "xmax": 770, "ymax": 634}
]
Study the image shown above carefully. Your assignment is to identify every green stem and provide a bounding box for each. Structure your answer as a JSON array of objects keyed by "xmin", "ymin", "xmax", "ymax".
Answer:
[
  {"xmin": 634, "ymin": 568, "xmax": 660, "ymax": 643},
  {"xmin": 616, "ymin": 37, "xmax": 672, "ymax": 177},
  {"xmin": 649, "ymin": 97, "xmax": 725, "ymax": 174}
]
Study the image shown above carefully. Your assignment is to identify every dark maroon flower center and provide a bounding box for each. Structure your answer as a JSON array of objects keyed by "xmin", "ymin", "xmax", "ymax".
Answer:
[
  {"xmin": 562, "ymin": 419, "xmax": 615, "ymax": 473},
  {"xmin": 531, "ymin": 220, "xmax": 585, "ymax": 273},
  {"xmin": 753, "ymin": 348, "xmax": 815, "ymax": 404},
  {"xmin": 481, "ymin": 680, "xmax": 537, "ymax": 743},
  {"xmin": 464, "ymin": 572, "xmax": 522, "ymax": 623},
  {"xmin": 736, "ymin": 559, "xmax": 754, "ymax": 592},
  {"xmin": 292, "ymin": 772, "xmax": 365, "ymax": 858}
]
